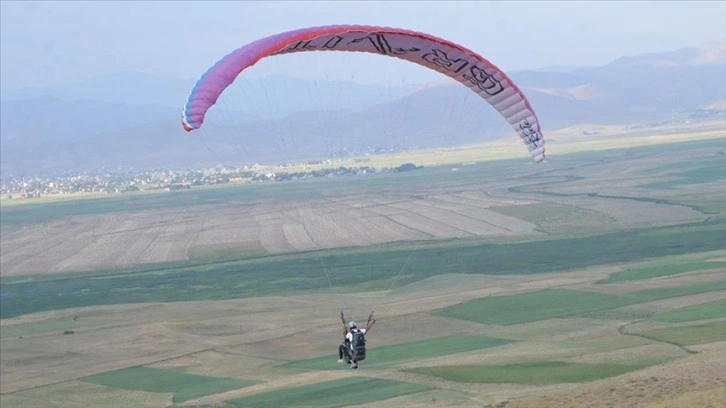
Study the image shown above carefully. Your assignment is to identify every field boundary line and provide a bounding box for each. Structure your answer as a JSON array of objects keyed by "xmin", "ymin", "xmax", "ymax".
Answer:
[{"xmin": 618, "ymin": 319, "xmax": 698, "ymax": 355}]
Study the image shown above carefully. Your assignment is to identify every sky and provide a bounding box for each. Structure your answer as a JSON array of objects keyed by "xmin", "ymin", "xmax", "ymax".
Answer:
[{"xmin": 1, "ymin": 0, "xmax": 725, "ymax": 89}]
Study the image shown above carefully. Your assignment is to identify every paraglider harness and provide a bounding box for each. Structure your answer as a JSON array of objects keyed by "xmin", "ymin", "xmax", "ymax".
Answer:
[{"xmin": 340, "ymin": 311, "xmax": 374, "ymax": 363}]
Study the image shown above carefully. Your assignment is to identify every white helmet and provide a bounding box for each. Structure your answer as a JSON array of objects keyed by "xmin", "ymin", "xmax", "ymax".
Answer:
[{"xmin": 348, "ymin": 321, "xmax": 357, "ymax": 329}]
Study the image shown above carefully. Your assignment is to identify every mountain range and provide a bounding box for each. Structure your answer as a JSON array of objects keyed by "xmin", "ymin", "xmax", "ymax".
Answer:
[{"xmin": 1, "ymin": 41, "xmax": 724, "ymax": 176}]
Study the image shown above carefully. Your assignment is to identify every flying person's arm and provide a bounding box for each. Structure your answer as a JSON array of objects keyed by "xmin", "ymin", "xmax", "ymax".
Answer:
[
  {"xmin": 340, "ymin": 310, "xmax": 349, "ymax": 342},
  {"xmin": 364, "ymin": 319, "xmax": 375, "ymax": 332}
]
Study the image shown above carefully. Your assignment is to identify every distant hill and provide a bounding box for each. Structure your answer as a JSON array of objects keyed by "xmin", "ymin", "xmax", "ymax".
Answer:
[
  {"xmin": 0, "ymin": 97, "xmax": 180, "ymax": 148},
  {"xmin": 0, "ymin": 72, "xmax": 423, "ymax": 119},
  {"xmin": 1, "ymin": 42, "xmax": 724, "ymax": 175}
]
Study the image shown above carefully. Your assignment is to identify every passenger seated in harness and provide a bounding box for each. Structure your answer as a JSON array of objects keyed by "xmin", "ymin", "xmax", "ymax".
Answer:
[{"xmin": 338, "ymin": 318, "xmax": 375, "ymax": 369}]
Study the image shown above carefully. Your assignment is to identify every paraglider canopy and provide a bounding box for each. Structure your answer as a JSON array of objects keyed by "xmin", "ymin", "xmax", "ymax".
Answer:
[{"xmin": 182, "ymin": 24, "xmax": 545, "ymax": 162}]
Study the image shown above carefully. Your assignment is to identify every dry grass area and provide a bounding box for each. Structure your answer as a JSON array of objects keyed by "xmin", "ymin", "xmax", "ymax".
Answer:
[
  {"xmin": 0, "ymin": 190, "xmax": 550, "ymax": 277},
  {"xmin": 0, "ymin": 381, "xmax": 173, "ymax": 408},
  {"xmin": 504, "ymin": 343, "xmax": 726, "ymax": 408},
  {"xmin": 1, "ymin": 267, "xmax": 724, "ymax": 408},
  {"xmin": 1, "ymin": 126, "xmax": 724, "ymax": 407},
  {"xmin": 282, "ymin": 120, "xmax": 726, "ymax": 172},
  {"xmin": 1, "ymin": 142, "xmax": 716, "ymax": 277}
]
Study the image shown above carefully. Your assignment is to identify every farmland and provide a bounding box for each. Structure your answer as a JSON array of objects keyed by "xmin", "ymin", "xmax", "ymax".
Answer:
[{"xmin": 1, "ymin": 126, "xmax": 725, "ymax": 407}]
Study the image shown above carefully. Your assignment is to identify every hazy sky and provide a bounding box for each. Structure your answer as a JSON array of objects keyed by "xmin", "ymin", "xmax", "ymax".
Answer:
[{"xmin": 1, "ymin": 1, "xmax": 725, "ymax": 89}]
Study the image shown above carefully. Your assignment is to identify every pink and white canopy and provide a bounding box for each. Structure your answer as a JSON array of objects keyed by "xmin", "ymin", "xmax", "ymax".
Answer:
[{"xmin": 181, "ymin": 25, "xmax": 545, "ymax": 162}]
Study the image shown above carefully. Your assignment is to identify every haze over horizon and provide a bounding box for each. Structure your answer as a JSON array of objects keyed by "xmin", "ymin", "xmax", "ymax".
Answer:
[
  {"xmin": 1, "ymin": 1, "xmax": 724, "ymax": 177},
  {"xmin": 2, "ymin": 1, "xmax": 725, "ymax": 89}
]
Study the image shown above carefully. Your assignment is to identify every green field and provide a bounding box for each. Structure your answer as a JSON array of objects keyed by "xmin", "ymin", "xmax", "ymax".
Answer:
[
  {"xmin": 642, "ymin": 158, "xmax": 726, "ymax": 189},
  {"xmin": 668, "ymin": 192, "xmax": 726, "ymax": 214},
  {"xmin": 597, "ymin": 261, "xmax": 726, "ymax": 284},
  {"xmin": 225, "ymin": 377, "xmax": 431, "ymax": 408},
  {"xmin": 405, "ymin": 361, "xmax": 647, "ymax": 384},
  {"xmin": 434, "ymin": 289, "xmax": 628, "ymax": 325},
  {"xmin": 3, "ymin": 218, "xmax": 725, "ymax": 319},
  {"xmin": 627, "ymin": 280, "xmax": 726, "ymax": 302},
  {"xmin": 488, "ymin": 202, "xmax": 621, "ymax": 234},
  {"xmin": 284, "ymin": 335, "xmax": 513, "ymax": 370},
  {"xmin": 651, "ymin": 299, "xmax": 726, "ymax": 323},
  {"xmin": 2, "ymin": 135, "xmax": 726, "ymax": 408},
  {"xmin": 432, "ymin": 282, "xmax": 726, "ymax": 326},
  {"xmin": 80, "ymin": 366, "xmax": 255, "ymax": 403},
  {"xmin": 639, "ymin": 322, "xmax": 726, "ymax": 347}
]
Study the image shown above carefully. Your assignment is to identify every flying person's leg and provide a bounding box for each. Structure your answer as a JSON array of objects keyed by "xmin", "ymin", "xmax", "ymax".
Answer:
[{"xmin": 338, "ymin": 344, "xmax": 349, "ymax": 363}]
